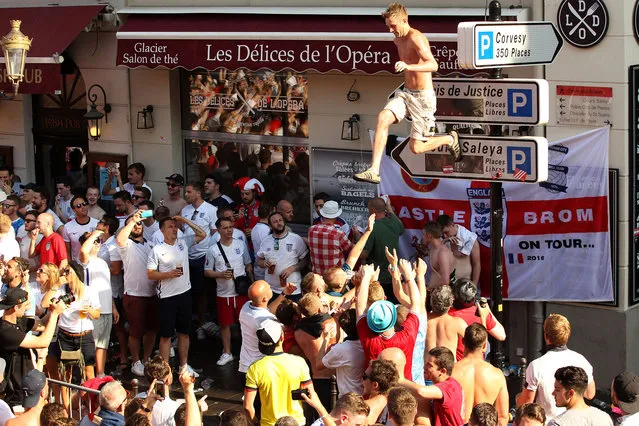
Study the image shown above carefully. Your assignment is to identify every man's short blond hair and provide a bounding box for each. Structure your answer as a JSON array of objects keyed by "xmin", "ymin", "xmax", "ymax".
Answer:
[
  {"xmin": 368, "ymin": 281, "xmax": 385, "ymax": 306},
  {"xmin": 382, "ymin": 3, "xmax": 408, "ymax": 20},
  {"xmin": 298, "ymin": 293, "xmax": 323, "ymax": 317},
  {"xmin": 544, "ymin": 314, "xmax": 571, "ymax": 346},
  {"xmin": 0, "ymin": 214, "xmax": 11, "ymax": 234}
]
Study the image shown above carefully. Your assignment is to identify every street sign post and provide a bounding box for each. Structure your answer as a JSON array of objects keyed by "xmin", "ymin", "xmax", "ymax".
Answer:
[
  {"xmin": 391, "ymin": 135, "xmax": 548, "ymax": 183},
  {"xmin": 433, "ymin": 78, "xmax": 549, "ymax": 125},
  {"xmin": 457, "ymin": 21, "xmax": 563, "ymax": 69}
]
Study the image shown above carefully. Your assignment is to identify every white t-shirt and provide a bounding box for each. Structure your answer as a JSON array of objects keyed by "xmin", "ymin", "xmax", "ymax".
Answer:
[
  {"xmin": 117, "ymin": 182, "xmax": 153, "ymax": 200},
  {"xmin": 547, "ymin": 406, "xmax": 613, "ymax": 426},
  {"xmin": 151, "ymin": 228, "xmax": 184, "ymax": 245},
  {"xmin": 525, "ymin": 348, "xmax": 594, "ymax": 423},
  {"xmin": 19, "ymin": 230, "xmax": 42, "ymax": 269},
  {"xmin": 251, "ymin": 222, "xmax": 270, "ymax": 254},
  {"xmin": 82, "ymin": 257, "xmax": 112, "ymax": 314},
  {"xmin": 618, "ymin": 412, "xmax": 639, "ymax": 425},
  {"xmin": 143, "ymin": 220, "xmax": 160, "ymax": 242},
  {"xmin": 0, "ymin": 398, "xmax": 15, "ymax": 426},
  {"xmin": 151, "ymin": 396, "xmax": 180, "ymax": 426},
  {"xmin": 45, "ymin": 208, "xmax": 64, "ymax": 232},
  {"xmin": 238, "ymin": 302, "xmax": 276, "ymax": 373},
  {"xmin": 257, "ymin": 231, "xmax": 308, "ymax": 295},
  {"xmin": 118, "ymin": 238, "xmax": 156, "ymax": 297},
  {"xmin": 321, "ymin": 339, "xmax": 366, "ymax": 395},
  {"xmin": 205, "ymin": 239, "xmax": 251, "ymax": 297},
  {"xmin": 62, "ymin": 217, "xmax": 99, "ymax": 261},
  {"xmin": 180, "ymin": 202, "xmax": 217, "ymax": 260},
  {"xmin": 58, "ymin": 198, "xmax": 74, "ymax": 222},
  {"xmin": 0, "ymin": 235, "xmax": 20, "ymax": 261},
  {"xmin": 455, "ymin": 224, "xmax": 478, "ymax": 256},
  {"xmin": 147, "ymin": 236, "xmax": 195, "ymax": 299},
  {"xmin": 57, "ymin": 285, "xmax": 101, "ymax": 333},
  {"xmin": 98, "ymin": 235, "xmax": 124, "ymax": 298},
  {"xmin": 251, "ymin": 222, "xmax": 270, "ymax": 280}
]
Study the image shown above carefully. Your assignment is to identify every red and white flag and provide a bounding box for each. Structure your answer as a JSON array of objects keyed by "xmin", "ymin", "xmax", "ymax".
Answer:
[{"xmin": 379, "ymin": 127, "xmax": 612, "ymax": 302}]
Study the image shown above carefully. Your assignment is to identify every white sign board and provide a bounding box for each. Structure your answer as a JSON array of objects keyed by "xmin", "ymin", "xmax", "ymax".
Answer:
[
  {"xmin": 432, "ymin": 78, "xmax": 549, "ymax": 125},
  {"xmin": 556, "ymin": 85, "xmax": 612, "ymax": 127},
  {"xmin": 391, "ymin": 135, "xmax": 548, "ymax": 183},
  {"xmin": 457, "ymin": 21, "xmax": 563, "ymax": 69}
]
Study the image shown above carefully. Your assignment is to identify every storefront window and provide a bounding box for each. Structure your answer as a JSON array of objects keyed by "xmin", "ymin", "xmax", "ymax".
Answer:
[
  {"xmin": 181, "ymin": 68, "xmax": 311, "ymax": 225},
  {"xmin": 184, "ymin": 139, "xmax": 310, "ymax": 224},
  {"xmin": 181, "ymin": 68, "xmax": 308, "ymax": 137}
]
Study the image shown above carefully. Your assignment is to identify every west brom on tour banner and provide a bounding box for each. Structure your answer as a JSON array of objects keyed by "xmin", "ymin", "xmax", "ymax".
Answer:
[{"xmin": 379, "ymin": 126, "xmax": 612, "ymax": 302}]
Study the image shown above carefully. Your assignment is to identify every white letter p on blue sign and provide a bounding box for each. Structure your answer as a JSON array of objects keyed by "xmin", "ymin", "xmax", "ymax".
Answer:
[{"xmin": 478, "ymin": 31, "xmax": 493, "ymax": 60}]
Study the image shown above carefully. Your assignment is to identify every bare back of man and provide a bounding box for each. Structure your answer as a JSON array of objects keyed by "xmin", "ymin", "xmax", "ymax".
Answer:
[
  {"xmin": 353, "ymin": 3, "xmax": 460, "ymax": 185},
  {"xmin": 428, "ymin": 244, "xmax": 455, "ymax": 288},
  {"xmin": 426, "ymin": 313, "xmax": 466, "ymax": 354},
  {"xmin": 452, "ymin": 357, "xmax": 509, "ymax": 426}
]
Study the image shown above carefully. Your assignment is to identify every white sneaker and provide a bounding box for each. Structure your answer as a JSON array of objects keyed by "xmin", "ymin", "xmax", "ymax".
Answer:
[
  {"xmin": 180, "ymin": 363, "xmax": 200, "ymax": 378},
  {"xmin": 216, "ymin": 353, "xmax": 234, "ymax": 366},
  {"xmin": 196, "ymin": 327, "xmax": 207, "ymax": 341},
  {"xmin": 131, "ymin": 360, "xmax": 145, "ymax": 377}
]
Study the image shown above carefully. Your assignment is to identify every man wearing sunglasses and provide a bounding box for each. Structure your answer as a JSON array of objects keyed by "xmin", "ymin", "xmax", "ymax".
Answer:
[
  {"xmin": 2, "ymin": 195, "xmax": 23, "ymax": 236},
  {"xmin": 61, "ymin": 196, "xmax": 99, "ymax": 262},
  {"xmin": 132, "ymin": 186, "xmax": 151, "ymax": 207},
  {"xmin": 256, "ymin": 212, "xmax": 308, "ymax": 302},
  {"xmin": 160, "ymin": 173, "xmax": 188, "ymax": 216},
  {"xmin": 18, "ymin": 211, "xmax": 42, "ymax": 276}
]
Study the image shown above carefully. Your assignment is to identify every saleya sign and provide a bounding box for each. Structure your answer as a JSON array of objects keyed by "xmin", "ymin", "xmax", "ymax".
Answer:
[{"xmin": 117, "ymin": 39, "xmax": 475, "ymax": 75}]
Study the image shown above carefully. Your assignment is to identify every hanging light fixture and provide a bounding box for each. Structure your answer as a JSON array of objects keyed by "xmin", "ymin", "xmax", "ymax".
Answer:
[
  {"xmin": 84, "ymin": 84, "xmax": 111, "ymax": 140},
  {"xmin": 137, "ymin": 105, "xmax": 154, "ymax": 129},
  {"xmin": 341, "ymin": 114, "xmax": 360, "ymax": 141},
  {"xmin": 1, "ymin": 20, "xmax": 32, "ymax": 96}
]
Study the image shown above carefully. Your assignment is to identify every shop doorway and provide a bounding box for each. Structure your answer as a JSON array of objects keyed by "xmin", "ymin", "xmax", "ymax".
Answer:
[{"xmin": 32, "ymin": 65, "xmax": 88, "ymax": 196}]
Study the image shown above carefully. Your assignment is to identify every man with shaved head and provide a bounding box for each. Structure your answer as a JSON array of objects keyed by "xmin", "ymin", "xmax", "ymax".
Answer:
[
  {"xmin": 28, "ymin": 213, "xmax": 68, "ymax": 267},
  {"xmin": 378, "ymin": 347, "xmax": 407, "ymax": 376},
  {"xmin": 276, "ymin": 200, "xmax": 295, "ymax": 223},
  {"xmin": 238, "ymin": 280, "xmax": 297, "ymax": 377}
]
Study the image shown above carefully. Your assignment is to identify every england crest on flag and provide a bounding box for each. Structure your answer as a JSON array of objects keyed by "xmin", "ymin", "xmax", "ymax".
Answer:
[{"xmin": 467, "ymin": 184, "xmax": 507, "ymax": 248}]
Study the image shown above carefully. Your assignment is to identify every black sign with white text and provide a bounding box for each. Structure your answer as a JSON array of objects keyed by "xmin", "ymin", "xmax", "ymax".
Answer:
[{"xmin": 557, "ymin": 0, "xmax": 609, "ymax": 48}]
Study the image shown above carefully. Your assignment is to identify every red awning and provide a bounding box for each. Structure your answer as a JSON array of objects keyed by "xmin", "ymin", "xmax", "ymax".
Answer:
[
  {"xmin": 116, "ymin": 8, "xmax": 519, "ymax": 75},
  {"xmin": 0, "ymin": 5, "xmax": 104, "ymax": 93}
]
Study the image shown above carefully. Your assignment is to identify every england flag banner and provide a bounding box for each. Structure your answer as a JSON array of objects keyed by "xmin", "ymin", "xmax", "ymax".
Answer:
[{"xmin": 379, "ymin": 126, "xmax": 612, "ymax": 302}]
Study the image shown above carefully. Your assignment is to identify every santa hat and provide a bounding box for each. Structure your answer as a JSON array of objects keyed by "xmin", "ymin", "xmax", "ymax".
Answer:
[{"xmin": 234, "ymin": 177, "xmax": 265, "ymax": 194}]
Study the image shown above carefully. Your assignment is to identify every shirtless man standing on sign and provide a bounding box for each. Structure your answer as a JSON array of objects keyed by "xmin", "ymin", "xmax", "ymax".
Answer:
[{"xmin": 354, "ymin": 3, "xmax": 461, "ymax": 184}]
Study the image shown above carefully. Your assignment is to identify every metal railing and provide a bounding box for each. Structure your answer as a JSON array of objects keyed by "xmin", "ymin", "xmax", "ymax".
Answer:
[{"xmin": 47, "ymin": 378, "xmax": 100, "ymax": 420}]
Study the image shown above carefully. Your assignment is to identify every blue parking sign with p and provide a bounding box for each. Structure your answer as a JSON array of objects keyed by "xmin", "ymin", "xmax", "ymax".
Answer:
[
  {"xmin": 507, "ymin": 147, "xmax": 531, "ymax": 174},
  {"xmin": 478, "ymin": 32, "xmax": 494, "ymax": 59},
  {"xmin": 507, "ymin": 89, "xmax": 533, "ymax": 117}
]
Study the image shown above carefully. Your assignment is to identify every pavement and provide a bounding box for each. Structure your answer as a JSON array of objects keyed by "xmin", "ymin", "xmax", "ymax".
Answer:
[{"xmin": 106, "ymin": 325, "xmax": 245, "ymax": 425}]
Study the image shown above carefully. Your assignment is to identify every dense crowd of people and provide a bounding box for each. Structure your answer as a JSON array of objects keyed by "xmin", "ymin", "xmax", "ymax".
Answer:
[{"xmin": 0, "ymin": 155, "xmax": 635, "ymax": 426}]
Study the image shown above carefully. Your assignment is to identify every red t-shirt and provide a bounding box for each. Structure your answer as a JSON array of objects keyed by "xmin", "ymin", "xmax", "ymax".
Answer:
[
  {"xmin": 35, "ymin": 233, "xmax": 68, "ymax": 266},
  {"xmin": 448, "ymin": 305, "xmax": 497, "ymax": 361},
  {"xmin": 433, "ymin": 377, "xmax": 464, "ymax": 426},
  {"xmin": 357, "ymin": 312, "xmax": 419, "ymax": 379}
]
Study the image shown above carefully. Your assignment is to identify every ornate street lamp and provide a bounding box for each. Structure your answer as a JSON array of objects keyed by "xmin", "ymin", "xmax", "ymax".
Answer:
[
  {"xmin": 84, "ymin": 84, "xmax": 111, "ymax": 140},
  {"xmin": 1, "ymin": 20, "xmax": 32, "ymax": 96}
]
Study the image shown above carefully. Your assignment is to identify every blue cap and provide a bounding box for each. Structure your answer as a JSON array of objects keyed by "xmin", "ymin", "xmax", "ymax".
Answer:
[
  {"xmin": 367, "ymin": 300, "xmax": 397, "ymax": 333},
  {"xmin": 22, "ymin": 369, "xmax": 46, "ymax": 408}
]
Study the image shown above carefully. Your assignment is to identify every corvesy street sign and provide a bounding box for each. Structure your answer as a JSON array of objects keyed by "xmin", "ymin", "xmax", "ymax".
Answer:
[
  {"xmin": 433, "ymin": 78, "xmax": 549, "ymax": 125},
  {"xmin": 457, "ymin": 21, "xmax": 563, "ymax": 69},
  {"xmin": 391, "ymin": 135, "xmax": 548, "ymax": 183}
]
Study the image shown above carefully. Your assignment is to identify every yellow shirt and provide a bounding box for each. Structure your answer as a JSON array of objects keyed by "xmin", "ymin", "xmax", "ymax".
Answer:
[{"xmin": 245, "ymin": 352, "xmax": 312, "ymax": 426}]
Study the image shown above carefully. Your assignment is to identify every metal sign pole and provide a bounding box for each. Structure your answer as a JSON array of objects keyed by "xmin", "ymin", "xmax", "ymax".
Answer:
[{"xmin": 488, "ymin": 0, "xmax": 507, "ymax": 371}]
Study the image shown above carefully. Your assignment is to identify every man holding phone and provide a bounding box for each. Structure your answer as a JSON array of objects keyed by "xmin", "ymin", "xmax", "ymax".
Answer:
[{"xmin": 244, "ymin": 319, "xmax": 314, "ymax": 426}]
